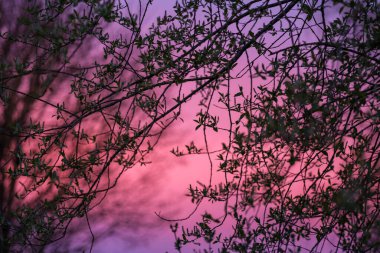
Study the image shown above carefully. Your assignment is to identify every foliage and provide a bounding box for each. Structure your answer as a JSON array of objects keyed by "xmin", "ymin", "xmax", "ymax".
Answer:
[
  {"xmin": 0, "ymin": 0, "xmax": 379, "ymax": 252},
  {"xmin": 0, "ymin": 0, "xmax": 166, "ymax": 251},
  {"xmin": 145, "ymin": 0, "xmax": 380, "ymax": 252}
]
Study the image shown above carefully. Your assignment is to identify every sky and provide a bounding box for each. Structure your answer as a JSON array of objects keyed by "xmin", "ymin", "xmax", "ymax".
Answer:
[
  {"xmin": 1, "ymin": 1, "xmax": 367, "ymax": 252},
  {"xmin": 49, "ymin": 1, "xmax": 212, "ymax": 252}
]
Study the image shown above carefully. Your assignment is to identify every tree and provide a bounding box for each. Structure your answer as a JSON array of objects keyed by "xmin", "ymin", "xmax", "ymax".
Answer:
[
  {"xmin": 0, "ymin": 0, "xmax": 91, "ymax": 250},
  {"xmin": 1, "ymin": 0, "xmax": 379, "ymax": 252},
  {"xmin": 0, "ymin": 0, "xmax": 172, "ymax": 251},
  {"xmin": 140, "ymin": 0, "xmax": 379, "ymax": 252}
]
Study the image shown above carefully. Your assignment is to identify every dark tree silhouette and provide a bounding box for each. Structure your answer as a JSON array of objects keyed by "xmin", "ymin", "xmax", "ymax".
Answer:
[
  {"xmin": 0, "ymin": 0, "xmax": 173, "ymax": 251},
  {"xmin": 0, "ymin": 1, "xmax": 89, "ymax": 250},
  {"xmin": 141, "ymin": 0, "xmax": 379, "ymax": 252},
  {"xmin": 1, "ymin": 0, "xmax": 379, "ymax": 252}
]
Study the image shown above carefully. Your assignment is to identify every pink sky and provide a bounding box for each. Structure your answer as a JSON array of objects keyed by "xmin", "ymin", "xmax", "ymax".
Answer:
[{"xmin": 2, "ymin": 1, "xmax": 362, "ymax": 252}]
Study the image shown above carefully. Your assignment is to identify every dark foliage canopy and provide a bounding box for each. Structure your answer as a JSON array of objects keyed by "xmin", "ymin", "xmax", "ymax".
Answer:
[{"xmin": 0, "ymin": 0, "xmax": 379, "ymax": 252}]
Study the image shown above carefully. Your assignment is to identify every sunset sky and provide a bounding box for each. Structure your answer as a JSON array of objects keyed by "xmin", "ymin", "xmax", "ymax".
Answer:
[{"xmin": 1, "ymin": 0, "xmax": 378, "ymax": 252}]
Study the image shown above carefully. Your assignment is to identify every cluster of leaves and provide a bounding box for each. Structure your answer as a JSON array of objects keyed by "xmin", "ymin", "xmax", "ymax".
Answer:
[
  {"xmin": 0, "ymin": 0, "xmax": 185, "ymax": 251},
  {"xmin": 149, "ymin": 0, "xmax": 380, "ymax": 252},
  {"xmin": 1, "ymin": 0, "xmax": 379, "ymax": 252}
]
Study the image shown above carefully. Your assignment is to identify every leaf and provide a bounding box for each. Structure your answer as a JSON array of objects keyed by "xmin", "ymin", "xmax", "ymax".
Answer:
[{"xmin": 301, "ymin": 4, "xmax": 314, "ymax": 21}]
